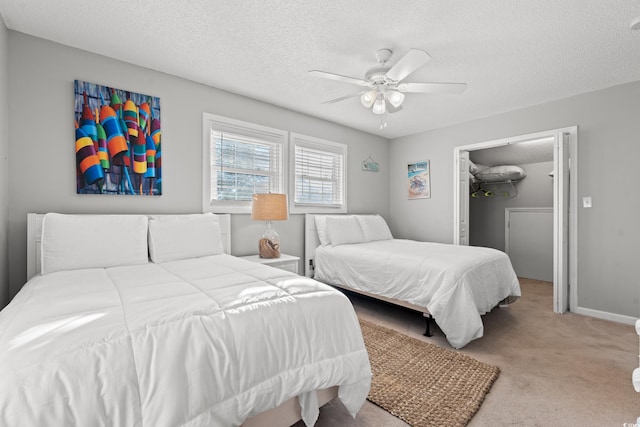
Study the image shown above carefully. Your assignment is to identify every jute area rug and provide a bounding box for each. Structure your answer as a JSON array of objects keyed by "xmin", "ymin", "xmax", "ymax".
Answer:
[{"xmin": 360, "ymin": 319, "xmax": 499, "ymax": 427}]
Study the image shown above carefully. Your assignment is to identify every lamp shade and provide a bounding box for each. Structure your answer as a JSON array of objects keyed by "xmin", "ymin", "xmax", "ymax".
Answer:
[
  {"xmin": 372, "ymin": 95, "xmax": 386, "ymax": 115},
  {"xmin": 251, "ymin": 193, "xmax": 289, "ymax": 221},
  {"xmin": 360, "ymin": 89, "xmax": 377, "ymax": 108},
  {"xmin": 386, "ymin": 90, "xmax": 405, "ymax": 108}
]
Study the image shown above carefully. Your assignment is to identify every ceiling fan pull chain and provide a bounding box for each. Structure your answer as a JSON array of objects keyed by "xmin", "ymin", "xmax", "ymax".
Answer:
[{"xmin": 379, "ymin": 112, "xmax": 388, "ymax": 130}]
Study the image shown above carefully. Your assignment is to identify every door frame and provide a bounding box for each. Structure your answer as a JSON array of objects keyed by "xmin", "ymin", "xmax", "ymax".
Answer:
[{"xmin": 452, "ymin": 126, "xmax": 578, "ymax": 313}]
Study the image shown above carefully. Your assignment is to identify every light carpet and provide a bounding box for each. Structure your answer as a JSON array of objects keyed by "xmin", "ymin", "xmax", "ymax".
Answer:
[{"xmin": 360, "ymin": 319, "xmax": 499, "ymax": 427}]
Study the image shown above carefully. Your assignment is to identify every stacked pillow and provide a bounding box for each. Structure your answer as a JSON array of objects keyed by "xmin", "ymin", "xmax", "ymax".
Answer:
[
  {"xmin": 315, "ymin": 214, "xmax": 393, "ymax": 247},
  {"xmin": 468, "ymin": 159, "xmax": 527, "ymax": 182},
  {"xmin": 148, "ymin": 213, "xmax": 224, "ymax": 263},
  {"xmin": 474, "ymin": 165, "xmax": 526, "ymax": 182},
  {"xmin": 41, "ymin": 213, "xmax": 150, "ymax": 274},
  {"xmin": 40, "ymin": 212, "xmax": 225, "ymax": 274}
]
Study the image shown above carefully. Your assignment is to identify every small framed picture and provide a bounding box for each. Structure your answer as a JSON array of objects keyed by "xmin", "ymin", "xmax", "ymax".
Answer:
[{"xmin": 407, "ymin": 160, "xmax": 431, "ymax": 199}]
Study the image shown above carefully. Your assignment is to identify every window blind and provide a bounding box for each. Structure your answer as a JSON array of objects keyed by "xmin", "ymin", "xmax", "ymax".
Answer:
[
  {"xmin": 210, "ymin": 130, "xmax": 282, "ymax": 202},
  {"xmin": 294, "ymin": 141, "xmax": 345, "ymax": 207}
]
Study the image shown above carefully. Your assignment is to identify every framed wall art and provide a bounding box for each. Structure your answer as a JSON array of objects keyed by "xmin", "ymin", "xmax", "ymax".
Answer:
[
  {"xmin": 74, "ymin": 80, "xmax": 162, "ymax": 195},
  {"xmin": 407, "ymin": 160, "xmax": 430, "ymax": 199}
]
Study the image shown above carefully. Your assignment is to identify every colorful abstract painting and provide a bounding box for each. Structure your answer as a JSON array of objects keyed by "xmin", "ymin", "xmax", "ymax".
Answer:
[
  {"xmin": 74, "ymin": 80, "xmax": 162, "ymax": 195},
  {"xmin": 408, "ymin": 160, "xmax": 430, "ymax": 199}
]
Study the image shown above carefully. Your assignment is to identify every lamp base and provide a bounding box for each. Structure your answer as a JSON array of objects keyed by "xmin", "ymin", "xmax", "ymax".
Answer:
[
  {"xmin": 258, "ymin": 221, "xmax": 281, "ymax": 258},
  {"xmin": 258, "ymin": 237, "xmax": 281, "ymax": 258}
]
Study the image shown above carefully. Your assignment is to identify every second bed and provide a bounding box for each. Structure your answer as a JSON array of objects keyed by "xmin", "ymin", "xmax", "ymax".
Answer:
[{"xmin": 305, "ymin": 214, "xmax": 521, "ymax": 349}]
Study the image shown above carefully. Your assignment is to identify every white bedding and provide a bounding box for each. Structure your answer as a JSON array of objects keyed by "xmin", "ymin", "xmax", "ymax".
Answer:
[
  {"xmin": 0, "ymin": 254, "xmax": 371, "ymax": 426},
  {"xmin": 314, "ymin": 239, "xmax": 521, "ymax": 349}
]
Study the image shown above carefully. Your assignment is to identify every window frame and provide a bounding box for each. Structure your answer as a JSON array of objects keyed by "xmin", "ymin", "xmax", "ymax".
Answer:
[
  {"xmin": 289, "ymin": 132, "xmax": 348, "ymax": 214},
  {"xmin": 202, "ymin": 113, "xmax": 287, "ymax": 214}
]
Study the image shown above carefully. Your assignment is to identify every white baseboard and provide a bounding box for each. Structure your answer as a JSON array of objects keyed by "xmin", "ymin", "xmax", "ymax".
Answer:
[{"xmin": 573, "ymin": 306, "xmax": 638, "ymax": 326}]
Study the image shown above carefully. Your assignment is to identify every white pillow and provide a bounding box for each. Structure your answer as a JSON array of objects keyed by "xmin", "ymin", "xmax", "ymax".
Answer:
[
  {"xmin": 148, "ymin": 213, "xmax": 223, "ymax": 263},
  {"xmin": 475, "ymin": 165, "xmax": 526, "ymax": 182},
  {"xmin": 357, "ymin": 215, "xmax": 393, "ymax": 242},
  {"xmin": 326, "ymin": 215, "xmax": 365, "ymax": 246},
  {"xmin": 469, "ymin": 161, "xmax": 489, "ymax": 176},
  {"xmin": 314, "ymin": 215, "xmax": 330, "ymax": 246},
  {"xmin": 469, "ymin": 160, "xmax": 479, "ymax": 174},
  {"xmin": 41, "ymin": 213, "xmax": 149, "ymax": 274}
]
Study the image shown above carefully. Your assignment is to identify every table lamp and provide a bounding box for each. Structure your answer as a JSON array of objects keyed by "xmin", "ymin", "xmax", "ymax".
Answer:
[{"xmin": 251, "ymin": 193, "xmax": 289, "ymax": 258}]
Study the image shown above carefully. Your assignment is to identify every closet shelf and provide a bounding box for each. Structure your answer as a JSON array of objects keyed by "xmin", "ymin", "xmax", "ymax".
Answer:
[{"xmin": 474, "ymin": 178, "xmax": 523, "ymax": 185}]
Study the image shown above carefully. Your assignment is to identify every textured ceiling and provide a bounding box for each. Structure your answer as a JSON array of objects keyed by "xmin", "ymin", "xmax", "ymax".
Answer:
[{"xmin": 2, "ymin": 0, "xmax": 640, "ymax": 139}]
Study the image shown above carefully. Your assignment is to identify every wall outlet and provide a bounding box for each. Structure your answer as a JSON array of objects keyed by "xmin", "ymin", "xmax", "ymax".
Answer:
[{"xmin": 583, "ymin": 196, "xmax": 592, "ymax": 208}]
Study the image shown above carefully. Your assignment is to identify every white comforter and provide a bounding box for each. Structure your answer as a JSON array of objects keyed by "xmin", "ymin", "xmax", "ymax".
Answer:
[
  {"xmin": 315, "ymin": 239, "xmax": 521, "ymax": 349},
  {"xmin": 0, "ymin": 255, "xmax": 371, "ymax": 426}
]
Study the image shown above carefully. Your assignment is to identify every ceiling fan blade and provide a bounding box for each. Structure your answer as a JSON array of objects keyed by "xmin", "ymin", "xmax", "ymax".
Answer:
[
  {"xmin": 385, "ymin": 49, "xmax": 431, "ymax": 82},
  {"xmin": 398, "ymin": 82, "xmax": 468, "ymax": 94},
  {"xmin": 385, "ymin": 98, "xmax": 403, "ymax": 113},
  {"xmin": 308, "ymin": 70, "xmax": 369, "ymax": 86},
  {"xmin": 322, "ymin": 92, "xmax": 365, "ymax": 104}
]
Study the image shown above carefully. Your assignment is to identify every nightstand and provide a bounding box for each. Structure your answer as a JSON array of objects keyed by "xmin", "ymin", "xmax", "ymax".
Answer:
[{"xmin": 240, "ymin": 254, "xmax": 300, "ymax": 274}]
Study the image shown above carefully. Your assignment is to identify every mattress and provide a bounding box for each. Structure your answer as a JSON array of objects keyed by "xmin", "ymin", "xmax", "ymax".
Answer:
[
  {"xmin": 0, "ymin": 254, "xmax": 371, "ymax": 426},
  {"xmin": 315, "ymin": 239, "xmax": 521, "ymax": 349}
]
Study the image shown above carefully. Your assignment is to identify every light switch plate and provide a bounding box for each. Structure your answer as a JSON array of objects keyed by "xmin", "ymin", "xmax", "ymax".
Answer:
[{"xmin": 583, "ymin": 196, "xmax": 592, "ymax": 208}]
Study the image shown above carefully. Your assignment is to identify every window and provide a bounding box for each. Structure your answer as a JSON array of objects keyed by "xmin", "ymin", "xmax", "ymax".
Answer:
[
  {"xmin": 290, "ymin": 133, "xmax": 347, "ymax": 213},
  {"xmin": 202, "ymin": 114, "xmax": 286, "ymax": 213}
]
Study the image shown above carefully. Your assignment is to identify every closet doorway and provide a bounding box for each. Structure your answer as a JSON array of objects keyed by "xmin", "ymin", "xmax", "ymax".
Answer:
[{"xmin": 453, "ymin": 127, "xmax": 577, "ymax": 314}]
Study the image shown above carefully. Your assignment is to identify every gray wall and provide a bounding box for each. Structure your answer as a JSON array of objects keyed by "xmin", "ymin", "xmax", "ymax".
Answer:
[
  {"xmin": 0, "ymin": 17, "xmax": 8, "ymax": 308},
  {"xmin": 469, "ymin": 161, "xmax": 554, "ymax": 251},
  {"xmin": 6, "ymin": 30, "xmax": 638, "ymax": 320},
  {"xmin": 6, "ymin": 32, "xmax": 389, "ymax": 300},
  {"xmin": 390, "ymin": 82, "xmax": 640, "ymax": 318}
]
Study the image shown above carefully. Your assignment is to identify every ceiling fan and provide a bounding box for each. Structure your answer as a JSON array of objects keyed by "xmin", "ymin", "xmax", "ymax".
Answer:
[{"xmin": 309, "ymin": 48, "xmax": 467, "ymax": 121}]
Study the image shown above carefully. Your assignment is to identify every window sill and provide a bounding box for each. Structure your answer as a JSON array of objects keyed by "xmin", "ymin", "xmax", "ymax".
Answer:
[
  {"xmin": 204, "ymin": 203, "xmax": 252, "ymax": 215},
  {"xmin": 289, "ymin": 204, "xmax": 347, "ymax": 215}
]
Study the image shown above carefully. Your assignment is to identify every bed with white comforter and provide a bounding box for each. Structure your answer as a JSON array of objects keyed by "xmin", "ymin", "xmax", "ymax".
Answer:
[
  {"xmin": 0, "ymin": 213, "xmax": 371, "ymax": 427},
  {"xmin": 307, "ymin": 214, "xmax": 521, "ymax": 349}
]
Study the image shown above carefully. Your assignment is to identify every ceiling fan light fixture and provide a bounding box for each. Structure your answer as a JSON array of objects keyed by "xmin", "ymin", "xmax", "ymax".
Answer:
[
  {"xmin": 386, "ymin": 90, "xmax": 405, "ymax": 108},
  {"xmin": 372, "ymin": 95, "xmax": 386, "ymax": 114},
  {"xmin": 310, "ymin": 47, "xmax": 467, "ymax": 129},
  {"xmin": 360, "ymin": 89, "xmax": 377, "ymax": 108}
]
